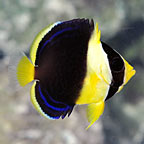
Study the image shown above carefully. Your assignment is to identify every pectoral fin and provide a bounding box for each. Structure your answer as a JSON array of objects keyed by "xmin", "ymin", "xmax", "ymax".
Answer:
[{"xmin": 86, "ymin": 101, "xmax": 105, "ymax": 129}]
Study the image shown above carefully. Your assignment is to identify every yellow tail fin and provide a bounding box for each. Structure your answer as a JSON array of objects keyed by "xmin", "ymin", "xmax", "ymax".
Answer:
[
  {"xmin": 86, "ymin": 101, "xmax": 104, "ymax": 129},
  {"xmin": 17, "ymin": 55, "xmax": 34, "ymax": 86}
]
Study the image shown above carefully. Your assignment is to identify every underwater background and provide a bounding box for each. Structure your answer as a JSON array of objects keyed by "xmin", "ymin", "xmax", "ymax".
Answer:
[{"xmin": 0, "ymin": 0, "xmax": 144, "ymax": 144}]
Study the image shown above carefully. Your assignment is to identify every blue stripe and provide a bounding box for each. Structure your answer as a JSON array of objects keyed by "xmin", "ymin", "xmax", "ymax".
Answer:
[
  {"xmin": 39, "ymin": 105, "xmax": 61, "ymax": 120},
  {"xmin": 45, "ymin": 90, "xmax": 67, "ymax": 106},
  {"xmin": 38, "ymin": 85, "xmax": 69, "ymax": 111},
  {"xmin": 39, "ymin": 27, "xmax": 73, "ymax": 54}
]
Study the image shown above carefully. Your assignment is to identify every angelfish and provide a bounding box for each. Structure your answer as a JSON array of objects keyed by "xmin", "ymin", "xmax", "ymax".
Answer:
[{"xmin": 15, "ymin": 19, "xmax": 135, "ymax": 128}]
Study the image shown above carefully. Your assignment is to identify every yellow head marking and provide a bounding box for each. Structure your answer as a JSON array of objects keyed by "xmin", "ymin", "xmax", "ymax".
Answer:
[
  {"xmin": 123, "ymin": 59, "xmax": 136, "ymax": 85},
  {"xmin": 117, "ymin": 57, "xmax": 136, "ymax": 93}
]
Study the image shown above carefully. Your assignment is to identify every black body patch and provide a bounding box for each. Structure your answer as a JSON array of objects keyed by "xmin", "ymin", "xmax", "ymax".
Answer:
[{"xmin": 34, "ymin": 19, "xmax": 94, "ymax": 105}]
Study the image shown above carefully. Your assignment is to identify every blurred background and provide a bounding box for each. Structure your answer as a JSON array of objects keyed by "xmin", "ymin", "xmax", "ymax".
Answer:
[{"xmin": 0, "ymin": 0, "xmax": 144, "ymax": 144}]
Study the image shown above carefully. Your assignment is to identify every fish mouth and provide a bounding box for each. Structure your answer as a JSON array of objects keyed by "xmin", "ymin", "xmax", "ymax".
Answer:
[
  {"xmin": 129, "ymin": 68, "xmax": 136, "ymax": 76},
  {"xmin": 131, "ymin": 68, "xmax": 136, "ymax": 77}
]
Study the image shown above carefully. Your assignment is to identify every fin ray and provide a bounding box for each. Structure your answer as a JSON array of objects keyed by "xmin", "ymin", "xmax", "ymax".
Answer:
[{"xmin": 17, "ymin": 54, "xmax": 34, "ymax": 86}]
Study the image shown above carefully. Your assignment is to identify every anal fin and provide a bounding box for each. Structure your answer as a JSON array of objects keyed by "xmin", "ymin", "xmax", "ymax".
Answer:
[
  {"xmin": 86, "ymin": 101, "xmax": 105, "ymax": 129},
  {"xmin": 30, "ymin": 81, "xmax": 74, "ymax": 120}
]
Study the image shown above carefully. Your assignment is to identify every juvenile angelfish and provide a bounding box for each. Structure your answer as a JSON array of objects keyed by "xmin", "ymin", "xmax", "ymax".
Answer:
[{"xmin": 15, "ymin": 19, "xmax": 135, "ymax": 128}]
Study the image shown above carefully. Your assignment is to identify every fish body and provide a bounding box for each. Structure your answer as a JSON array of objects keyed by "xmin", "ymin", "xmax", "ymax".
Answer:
[{"xmin": 15, "ymin": 19, "xmax": 135, "ymax": 128}]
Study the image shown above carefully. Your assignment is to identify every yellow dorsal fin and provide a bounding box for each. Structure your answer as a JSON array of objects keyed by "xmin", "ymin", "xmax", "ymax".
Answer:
[
  {"xmin": 17, "ymin": 55, "xmax": 34, "ymax": 86},
  {"xmin": 91, "ymin": 23, "xmax": 101, "ymax": 44},
  {"xmin": 86, "ymin": 101, "xmax": 105, "ymax": 129}
]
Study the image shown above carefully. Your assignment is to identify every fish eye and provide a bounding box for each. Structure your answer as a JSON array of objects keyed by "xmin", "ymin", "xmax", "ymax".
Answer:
[{"xmin": 111, "ymin": 57, "xmax": 124, "ymax": 72}]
